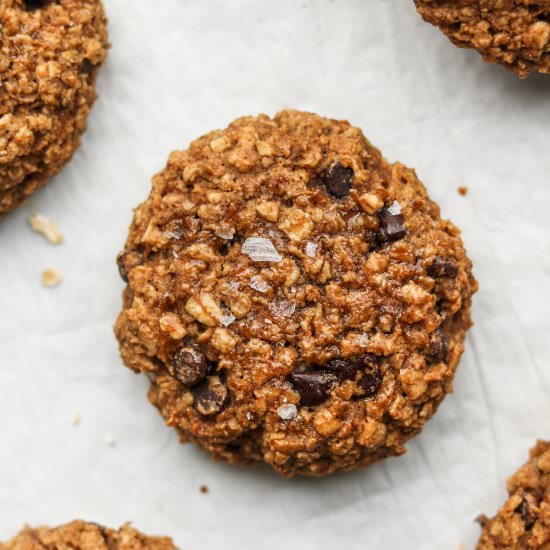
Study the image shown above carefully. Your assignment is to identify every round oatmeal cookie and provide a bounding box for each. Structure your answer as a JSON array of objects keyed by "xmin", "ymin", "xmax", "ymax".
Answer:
[
  {"xmin": 477, "ymin": 441, "xmax": 550, "ymax": 549},
  {"xmin": 115, "ymin": 110, "xmax": 477, "ymax": 477},
  {"xmin": 0, "ymin": 0, "xmax": 108, "ymax": 216},
  {"xmin": 0, "ymin": 521, "xmax": 177, "ymax": 550},
  {"xmin": 413, "ymin": 0, "xmax": 550, "ymax": 78}
]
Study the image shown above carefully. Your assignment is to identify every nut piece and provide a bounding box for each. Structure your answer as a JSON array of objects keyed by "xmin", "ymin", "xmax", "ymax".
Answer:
[
  {"xmin": 185, "ymin": 293, "xmax": 223, "ymax": 327},
  {"xmin": 256, "ymin": 200, "xmax": 280, "ymax": 222},
  {"xmin": 29, "ymin": 214, "xmax": 64, "ymax": 244},
  {"xmin": 278, "ymin": 208, "xmax": 314, "ymax": 241},
  {"xmin": 358, "ymin": 192, "xmax": 383, "ymax": 214}
]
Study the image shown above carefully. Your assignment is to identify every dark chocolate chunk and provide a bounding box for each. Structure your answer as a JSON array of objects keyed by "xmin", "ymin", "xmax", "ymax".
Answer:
[
  {"xmin": 377, "ymin": 206, "xmax": 407, "ymax": 243},
  {"xmin": 193, "ymin": 380, "xmax": 228, "ymax": 416},
  {"xmin": 514, "ymin": 493, "xmax": 537, "ymax": 530},
  {"xmin": 324, "ymin": 358, "xmax": 361, "ymax": 383},
  {"xmin": 322, "ymin": 162, "xmax": 354, "ymax": 198},
  {"xmin": 289, "ymin": 371, "xmax": 336, "ymax": 406},
  {"xmin": 116, "ymin": 252, "xmax": 128, "ymax": 282},
  {"xmin": 427, "ymin": 256, "xmax": 459, "ymax": 278},
  {"xmin": 171, "ymin": 347, "xmax": 208, "ymax": 387},
  {"xmin": 23, "ymin": 0, "xmax": 46, "ymax": 10},
  {"xmin": 358, "ymin": 370, "xmax": 383, "ymax": 398},
  {"xmin": 427, "ymin": 330, "xmax": 448, "ymax": 363}
]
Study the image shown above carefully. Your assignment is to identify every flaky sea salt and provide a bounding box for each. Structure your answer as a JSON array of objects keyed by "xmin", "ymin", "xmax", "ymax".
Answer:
[
  {"xmin": 305, "ymin": 241, "xmax": 318, "ymax": 258},
  {"xmin": 220, "ymin": 313, "xmax": 236, "ymax": 327},
  {"xmin": 359, "ymin": 333, "xmax": 369, "ymax": 348},
  {"xmin": 250, "ymin": 275, "xmax": 270, "ymax": 293},
  {"xmin": 272, "ymin": 300, "xmax": 296, "ymax": 318},
  {"xmin": 242, "ymin": 237, "xmax": 281, "ymax": 262},
  {"xmin": 277, "ymin": 404, "xmax": 297, "ymax": 420},
  {"xmin": 387, "ymin": 200, "xmax": 402, "ymax": 215}
]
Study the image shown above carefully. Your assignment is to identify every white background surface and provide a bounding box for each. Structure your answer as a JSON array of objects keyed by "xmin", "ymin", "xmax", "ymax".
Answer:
[{"xmin": 1, "ymin": 1, "xmax": 549, "ymax": 548}]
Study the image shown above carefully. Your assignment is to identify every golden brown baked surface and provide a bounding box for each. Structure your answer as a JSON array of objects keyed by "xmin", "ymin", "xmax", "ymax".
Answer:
[
  {"xmin": 413, "ymin": 0, "xmax": 550, "ymax": 78},
  {"xmin": 0, "ymin": 521, "xmax": 177, "ymax": 550},
  {"xmin": 115, "ymin": 110, "xmax": 477, "ymax": 477},
  {"xmin": 477, "ymin": 441, "xmax": 550, "ymax": 549},
  {"xmin": 0, "ymin": 0, "xmax": 108, "ymax": 216}
]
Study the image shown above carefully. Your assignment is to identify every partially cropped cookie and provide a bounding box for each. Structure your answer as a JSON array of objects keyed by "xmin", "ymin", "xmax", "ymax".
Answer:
[
  {"xmin": 115, "ymin": 110, "xmax": 477, "ymax": 477},
  {"xmin": 1, "ymin": 521, "xmax": 177, "ymax": 550},
  {"xmin": 477, "ymin": 441, "xmax": 550, "ymax": 549},
  {"xmin": 0, "ymin": 0, "xmax": 108, "ymax": 216},
  {"xmin": 413, "ymin": 1, "xmax": 550, "ymax": 78}
]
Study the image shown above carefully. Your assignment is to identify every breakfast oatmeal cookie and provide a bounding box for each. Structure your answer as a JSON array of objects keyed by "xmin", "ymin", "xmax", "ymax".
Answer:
[
  {"xmin": 477, "ymin": 441, "xmax": 550, "ymax": 549},
  {"xmin": 0, "ymin": 521, "xmax": 177, "ymax": 550},
  {"xmin": 413, "ymin": 0, "xmax": 550, "ymax": 78},
  {"xmin": 115, "ymin": 110, "xmax": 477, "ymax": 477},
  {"xmin": 0, "ymin": 0, "xmax": 108, "ymax": 216}
]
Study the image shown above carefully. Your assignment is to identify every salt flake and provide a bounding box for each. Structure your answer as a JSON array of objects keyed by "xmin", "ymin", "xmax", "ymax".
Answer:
[
  {"xmin": 359, "ymin": 333, "xmax": 369, "ymax": 348},
  {"xmin": 242, "ymin": 237, "xmax": 282, "ymax": 262},
  {"xmin": 277, "ymin": 404, "xmax": 297, "ymax": 420},
  {"xmin": 387, "ymin": 200, "xmax": 402, "ymax": 215},
  {"xmin": 305, "ymin": 242, "xmax": 318, "ymax": 258},
  {"xmin": 220, "ymin": 313, "xmax": 236, "ymax": 327},
  {"xmin": 272, "ymin": 300, "xmax": 296, "ymax": 318},
  {"xmin": 250, "ymin": 275, "xmax": 270, "ymax": 293}
]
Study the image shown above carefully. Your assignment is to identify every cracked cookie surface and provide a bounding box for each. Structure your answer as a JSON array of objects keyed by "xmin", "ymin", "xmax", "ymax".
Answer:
[
  {"xmin": 0, "ymin": 0, "xmax": 108, "ymax": 216},
  {"xmin": 413, "ymin": 0, "xmax": 550, "ymax": 78},
  {"xmin": 1, "ymin": 521, "xmax": 177, "ymax": 550},
  {"xmin": 477, "ymin": 441, "xmax": 550, "ymax": 549},
  {"xmin": 115, "ymin": 110, "xmax": 477, "ymax": 477}
]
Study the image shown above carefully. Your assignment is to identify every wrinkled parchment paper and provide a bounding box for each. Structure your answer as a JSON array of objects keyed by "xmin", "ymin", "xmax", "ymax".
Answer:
[{"xmin": 1, "ymin": 1, "xmax": 550, "ymax": 548}]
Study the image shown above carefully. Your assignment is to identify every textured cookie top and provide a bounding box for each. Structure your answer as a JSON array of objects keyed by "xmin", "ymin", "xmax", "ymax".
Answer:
[
  {"xmin": 0, "ymin": 0, "xmax": 108, "ymax": 214},
  {"xmin": 0, "ymin": 522, "xmax": 177, "ymax": 550},
  {"xmin": 414, "ymin": 0, "xmax": 550, "ymax": 78},
  {"xmin": 477, "ymin": 441, "xmax": 550, "ymax": 549},
  {"xmin": 115, "ymin": 110, "xmax": 477, "ymax": 476}
]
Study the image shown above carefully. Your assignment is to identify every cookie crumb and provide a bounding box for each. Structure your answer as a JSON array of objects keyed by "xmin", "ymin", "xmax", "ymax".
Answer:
[
  {"xmin": 458, "ymin": 186, "xmax": 468, "ymax": 196},
  {"xmin": 105, "ymin": 435, "xmax": 117, "ymax": 446},
  {"xmin": 41, "ymin": 268, "xmax": 62, "ymax": 287},
  {"xmin": 199, "ymin": 485, "xmax": 209, "ymax": 494},
  {"xmin": 72, "ymin": 413, "xmax": 81, "ymax": 426},
  {"xmin": 29, "ymin": 214, "xmax": 64, "ymax": 244}
]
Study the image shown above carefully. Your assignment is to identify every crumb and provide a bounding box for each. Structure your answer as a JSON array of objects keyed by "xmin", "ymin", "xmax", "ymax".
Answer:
[
  {"xmin": 72, "ymin": 413, "xmax": 81, "ymax": 426},
  {"xmin": 29, "ymin": 214, "xmax": 64, "ymax": 244},
  {"xmin": 105, "ymin": 435, "xmax": 117, "ymax": 447},
  {"xmin": 41, "ymin": 268, "xmax": 62, "ymax": 287},
  {"xmin": 200, "ymin": 485, "xmax": 209, "ymax": 494},
  {"xmin": 458, "ymin": 186, "xmax": 468, "ymax": 196}
]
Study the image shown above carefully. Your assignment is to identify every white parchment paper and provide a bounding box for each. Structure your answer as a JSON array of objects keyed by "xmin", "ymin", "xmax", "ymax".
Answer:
[{"xmin": 1, "ymin": 1, "xmax": 550, "ymax": 548}]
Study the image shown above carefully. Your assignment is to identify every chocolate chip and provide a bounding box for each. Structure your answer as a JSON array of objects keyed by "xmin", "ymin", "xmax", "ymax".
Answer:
[
  {"xmin": 324, "ymin": 358, "xmax": 361, "ymax": 383},
  {"xmin": 81, "ymin": 59, "xmax": 94, "ymax": 75},
  {"xmin": 427, "ymin": 331, "xmax": 448, "ymax": 363},
  {"xmin": 289, "ymin": 371, "xmax": 336, "ymax": 406},
  {"xmin": 171, "ymin": 347, "xmax": 208, "ymax": 387},
  {"xmin": 358, "ymin": 370, "xmax": 383, "ymax": 398},
  {"xmin": 322, "ymin": 162, "xmax": 354, "ymax": 198},
  {"xmin": 192, "ymin": 380, "xmax": 228, "ymax": 416},
  {"xmin": 22, "ymin": 0, "xmax": 45, "ymax": 10},
  {"xmin": 515, "ymin": 493, "xmax": 537, "ymax": 530},
  {"xmin": 116, "ymin": 252, "xmax": 128, "ymax": 282},
  {"xmin": 377, "ymin": 206, "xmax": 407, "ymax": 243},
  {"xmin": 427, "ymin": 256, "xmax": 458, "ymax": 278}
]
